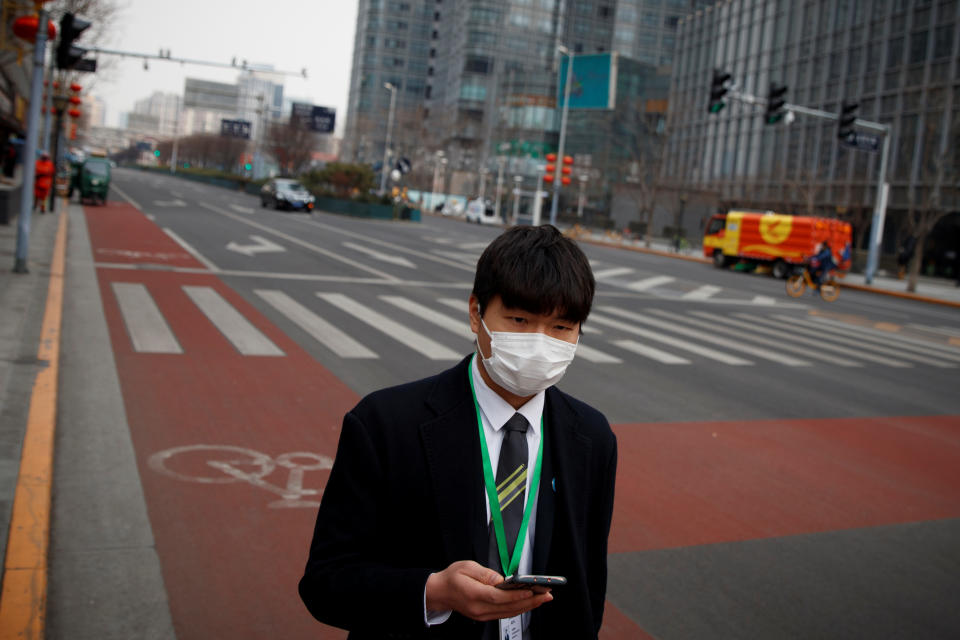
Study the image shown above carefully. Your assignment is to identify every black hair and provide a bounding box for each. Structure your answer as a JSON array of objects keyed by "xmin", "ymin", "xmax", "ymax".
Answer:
[{"xmin": 472, "ymin": 225, "xmax": 595, "ymax": 323}]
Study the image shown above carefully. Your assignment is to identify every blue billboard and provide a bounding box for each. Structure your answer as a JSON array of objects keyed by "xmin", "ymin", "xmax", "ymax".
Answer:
[{"xmin": 557, "ymin": 52, "xmax": 617, "ymax": 110}]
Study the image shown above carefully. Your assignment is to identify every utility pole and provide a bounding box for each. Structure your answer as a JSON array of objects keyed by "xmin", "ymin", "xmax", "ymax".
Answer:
[
  {"xmin": 549, "ymin": 46, "xmax": 574, "ymax": 226},
  {"xmin": 379, "ymin": 83, "xmax": 397, "ymax": 195},
  {"xmin": 14, "ymin": 9, "xmax": 50, "ymax": 273},
  {"xmin": 494, "ymin": 156, "xmax": 506, "ymax": 220}
]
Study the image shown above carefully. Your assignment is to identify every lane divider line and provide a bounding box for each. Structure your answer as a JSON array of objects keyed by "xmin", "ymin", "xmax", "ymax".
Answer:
[
  {"xmin": 0, "ymin": 209, "xmax": 68, "ymax": 638},
  {"xmin": 109, "ymin": 182, "xmax": 143, "ymax": 211}
]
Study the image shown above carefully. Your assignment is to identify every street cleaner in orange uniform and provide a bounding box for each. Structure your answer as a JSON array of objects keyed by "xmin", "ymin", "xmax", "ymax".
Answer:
[{"xmin": 34, "ymin": 151, "xmax": 55, "ymax": 213}]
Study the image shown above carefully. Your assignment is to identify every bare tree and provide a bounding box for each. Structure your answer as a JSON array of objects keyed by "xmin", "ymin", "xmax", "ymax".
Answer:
[
  {"xmin": 266, "ymin": 120, "xmax": 316, "ymax": 176},
  {"xmin": 611, "ymin": 97, "xmax": 670, "ymax": 247}
]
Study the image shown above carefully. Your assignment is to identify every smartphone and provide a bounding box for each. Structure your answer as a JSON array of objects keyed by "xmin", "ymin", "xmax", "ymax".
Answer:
[{"xmin": 496, "ymin": 574, "xmax": 567, "ymax": 591}]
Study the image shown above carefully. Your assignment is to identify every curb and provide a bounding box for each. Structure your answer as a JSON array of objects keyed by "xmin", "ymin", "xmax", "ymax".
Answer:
[
  {"xmin": 574, "ymin": 236, "xmax": 712, "ymax": 264},
  {"xmin": 0, "ymin": 209, "xmax": 67, "ymax": 637}
]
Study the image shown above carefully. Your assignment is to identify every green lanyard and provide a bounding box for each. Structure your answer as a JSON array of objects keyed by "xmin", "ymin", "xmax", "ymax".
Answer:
[{"xmin": 468, "ymin": 355, "xmax": 544, "ymax": 577}]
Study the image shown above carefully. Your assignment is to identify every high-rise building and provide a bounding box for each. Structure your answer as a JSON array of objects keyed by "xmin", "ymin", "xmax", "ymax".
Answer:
[
  {"xmin": 132, "ymin": 91, "xmax": 181, "ymax": 138},
  {"xmin": 343, "ymin": 0, "xmax": 713, "ymax": 194},
  {"xmin": 666, "ymin": 0, "xmax": 959, "ymax": 264}
]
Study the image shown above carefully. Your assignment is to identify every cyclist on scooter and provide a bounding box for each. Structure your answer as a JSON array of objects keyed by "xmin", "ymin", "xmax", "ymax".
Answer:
[{"xmin": 809, "ymin": 241, "xmax": 835, "ymax": 287}]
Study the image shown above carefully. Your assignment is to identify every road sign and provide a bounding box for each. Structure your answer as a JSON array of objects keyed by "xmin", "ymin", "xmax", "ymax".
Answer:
[
  {"xmin": 291, "ymin": 103, "xmax": 336, "ymax": 133},
  {"xmin": 220, "ymin": 119, "xmax": 251, "ymax": 139},
  {"xmin": 395, "ymin": 156, "xmax": 411, "ymax": 174},
  {"xmin": 841, "ymin": 131, "xmax": 880, "ymax": 152}
]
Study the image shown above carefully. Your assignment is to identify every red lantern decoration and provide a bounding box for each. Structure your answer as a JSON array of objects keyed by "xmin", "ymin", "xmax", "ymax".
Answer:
[
  {"xmin": 70, "ymin": 83, "xmax": 83, "ymax": 93},
  {"xmin": 545, "ymin": 163, "xmax": 556, "ymax": 174},
  {"xmin": 563, "ymin": 155, "xmax": 574, "ymax": 165},
  {"xmin": 68, "ymin": 108, "xmax": 82, "ymax": 119},
  {"xmin": 561, "ymin": 177, "xmax": 572, "ymax": 186},
  {"xmin": 70, "ymin": 123, "xmax": 78, "ymax": 140},
  {"xmin": 12, "ymin": 15, "xmax": 57, "ymax": 43},
  {"xmin": 543, "ymin": 175, "xmax": 555, "ymax": 184},
  {"xmin": 69, "ymin": 96, "xmax": 82, "ymax": 105}
]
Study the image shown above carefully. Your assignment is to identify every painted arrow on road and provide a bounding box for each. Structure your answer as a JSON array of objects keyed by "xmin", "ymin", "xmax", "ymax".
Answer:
[
  {"xmin": 154, "ymin": 199, "xmax": 187, "ymax": 207},
  {"xmin": 226, "ymin": 235, "xmax": 286, "ymax": 257},
  {"xmin": 342, "ymin": 241, "xmax": 416, "ymax": 269}
]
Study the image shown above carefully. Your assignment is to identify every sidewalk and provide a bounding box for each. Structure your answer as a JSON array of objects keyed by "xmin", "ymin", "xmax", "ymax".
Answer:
[{"xmin": 565, "ymin": 225, "xmax": 960, "ymax": 309}]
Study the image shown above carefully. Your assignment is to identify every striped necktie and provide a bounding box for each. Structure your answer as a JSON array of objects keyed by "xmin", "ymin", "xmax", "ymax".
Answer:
[{"xmin": 488, "ymin": 412, "xmax": 530, "ymax": 572}]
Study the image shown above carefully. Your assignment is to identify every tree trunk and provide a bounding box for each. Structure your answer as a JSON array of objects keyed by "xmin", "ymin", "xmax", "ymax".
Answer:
[
  {"xmin": 906, "ymin": 230, "xmax": 927, "ymax": 293},
  {"xmin": 644, "ymin": 207, "xmax": 653, "ymax": 248}
]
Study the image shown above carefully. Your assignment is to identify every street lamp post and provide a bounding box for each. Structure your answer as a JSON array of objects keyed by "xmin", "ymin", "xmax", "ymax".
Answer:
[
  {"xmin": 478, "ymin": 167, "xmax": 489, "ymax": 201},
  {"xmin": 549, "ymin": 45, "xmax": 574, "ymax": 227},
  {"xmin": 494, "ymin": 156, "xmax": 506, "ymax": 220},
  {"xmin": 576, "ymin": 174, "xmax": 588, "ymax": 219},
  {"xmin": 379, "ymin": 82, "xmax": 398, "ymax": 195},
  {"xmin": 512, "ymin": 175, "xmax": 523, "ymax": 225}
]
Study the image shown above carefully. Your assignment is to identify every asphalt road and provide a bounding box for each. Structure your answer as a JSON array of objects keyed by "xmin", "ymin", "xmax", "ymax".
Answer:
[
  {"xmin": 47, "ymin": 167, "xmax": 959, "ymax": 640},
  {"xmin": 109, "ymin": 168, "xmax": 960, "ymax": 423}
]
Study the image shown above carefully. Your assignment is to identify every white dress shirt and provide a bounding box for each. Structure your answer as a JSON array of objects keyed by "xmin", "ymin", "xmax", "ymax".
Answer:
[{"xmin": 425, "ymin": 354, "xmax": 545, "ymax": 637}]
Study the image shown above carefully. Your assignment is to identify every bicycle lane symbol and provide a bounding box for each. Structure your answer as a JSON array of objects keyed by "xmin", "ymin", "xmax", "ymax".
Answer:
[{"xmin": 148, "ymin": 444, "xmax": 333, "ymax": 508}]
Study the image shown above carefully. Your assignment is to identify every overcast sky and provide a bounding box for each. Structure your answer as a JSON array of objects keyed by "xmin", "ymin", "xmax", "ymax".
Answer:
[{"xmin": 90, "ymin": 1, "xmax": 358, "ymax": 134}]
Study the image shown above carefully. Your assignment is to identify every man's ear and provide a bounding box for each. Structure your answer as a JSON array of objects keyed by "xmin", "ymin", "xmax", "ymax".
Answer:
[{"xmin": 468, "ymin": 294, "xmax": 480, "ymax": 335}]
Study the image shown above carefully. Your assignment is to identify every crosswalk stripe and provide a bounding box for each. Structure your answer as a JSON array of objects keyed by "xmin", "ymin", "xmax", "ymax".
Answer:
[
  {"xmin": 318, "ymin": 293, "xmax": 461, "ymax": 361},
  {"xmin": 611, "ymin": 340, "xmax": 690, "ymax": 364},
  {"xmin": 801, "ymin": 316, "xmax": 960, "ymax": 362},
  {"xmin": 573, "ymin": 343, "xmax": 623, "ymax": 364},
  {"xmin": 184, "ymin": 286, "xmax": 284, "ymax": 356},
  {"xmin": 730, "ymin": 314, "xmax": 913, "ymax": 367},
  {"xmin": 682, "ymin": 285, "xmax": 722, "ymax": 300},
  {"xmin": 380, "ymin": 296, "xmax": 476, "ymax": 341},
  {"xmin": 770, "ymin": 315, "xmax": 957, "ymax": 368},
  {"xmin": 601, "ymin": 306, "xmax": 811, "ymax": 366},
  {"xmin": 626, "ymin": 275, "xmax": 675, "ymax": 292},
  {"xmin": 752, "ymin": 296, "xmax": 777, "ymax": 305},
  {"xmin": 592, "ymin": 267, "xmax": 634, "ymax": 279},
  {"xmin": 256, "ymin": 290, "xmax": 377, "ymax": 359},
  {"xmin": 653, "ymin": 310, "xmax": 861, "ymax": 367},
  {"xmin": 112, "ymin": 283, "xmax": 183, "ymax": 354},
  {"xmin": 591, "ymin": 312, "xmax": 752, "ymax": 365}
]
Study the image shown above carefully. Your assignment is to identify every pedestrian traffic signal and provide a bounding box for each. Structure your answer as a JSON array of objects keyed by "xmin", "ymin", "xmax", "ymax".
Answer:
[
  {"xmin": 56, "ymin": 12, "xmax": 91, "ymax": 70},
  {"xmin": 765, "ymin": 82, "xmax": 788, "ymax": 124},
  {"xmin": 838, "ymin": 100, "xmax": 858, "ymax": 141},
  {"xmin": 708, "ymin": 69, "xmax": 732, "ymax": 114},
  {"xmin": 153, "ymin": 149, "xmax": 160, "ymax": 158}
]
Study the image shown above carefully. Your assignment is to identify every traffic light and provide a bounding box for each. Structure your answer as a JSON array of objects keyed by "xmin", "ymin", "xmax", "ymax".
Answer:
[
  {"xmin": 153, "ymin": 149, "xmax": 161, "ymax": 158},
  {"xmin": 838, "ymin": 100, "xmax": 858, "ymax": 141},
  {"xmin": 708, "ymin": 69, "xmax": 731, "ymax": 114},
  {"xmin": 765, "ymin": 82, "xmax": 788, "ymax": 124},
  {"xmin": 57, "ymin": 12, "xmax": 91, "ymax": 70}
]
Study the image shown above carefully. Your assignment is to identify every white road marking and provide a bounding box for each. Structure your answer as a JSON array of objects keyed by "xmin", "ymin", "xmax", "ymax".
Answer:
[
  {"xmin": 655, "ymin": 310, "xmax": 861, "ymax": 367},
  {"xmin": 592, "ymin": 267, "xmax": 634, "ymax": 280},
  {"xmin": 600, "ymin": 306, "xmax": 811, "ymax": 366},
  {"xmin": 803, "ymin": 316, "xmax": 960, "ymax": 360},
  {"xmin": 343, "ymin": 241, "xmax": 417, "ymax": 269},
  {"xmin": 112, "ymin": 283, "xmax": 183, "ymax": 354},
  {"xmin": 752, "ymin": 296, "xmax": 778, "ymax": 305},
  {"xmin": 380, "ymin": 296, "xmax": 476, "ymax": 341},
  {"xmin": 573, "ymin": 343, "xmax": 623, "ymax": 363},
  {"xmin": 611, "ymin": 339, "xmax": 690, "ymax": 364},
  {"xmin": 183, "ymin": 286, "xmax": 284, "ymax": 356},
  {"xmin": 626, "ymin": 275, "xmax": 675, "ymax": 292},
  {"xmin": 318, "ymin": 293, "xmax": 461, "ymax": 361},
  {"xmin": 230, "ymin": 204, "xmax": 255, "ymax": 214},
  {"xmin": 256, "ymin": 290, "xmax": 377, "ymax": 359},
  {"xmin": 154, "ymin": 199, "xmax": 187, "ymax": 207},
  {"xmin": 146, "ymin": 214, "xmax": 156, "ymax": 221},
  {"xmin": 109, "ymin": 182, "xmax": 143, "ymax": 211},
  {"xmin": 458, "ymin": 241, "xmax": 492, "ymax": 250},
  {"xmin": 430, "ymin": 249, "xmax": 481, "ymax": 265},
  {"xmin": 770, "ymin": 315, "xmax": 957, "ymax": 367},
  {"xmin": 682, "ymin": 285, "xmax": 722, "ymax": 300},
  {"xmin": 590, "ymin": 312, "xmax": 752, "ymax": 365},
  {"xmin": 226, "ymin": 235, "xmax": 286, "ymax": 257},
  {"xmin": 163, "ymin": 227, "xmax": 219, "ymax": 271},
  {"xmin": 730, "ymin": 314, "xmax": 913, "ymax": 367},
  {"xmin": 199, "ymin": 202, "xmax": 400, "ymax": 281}
]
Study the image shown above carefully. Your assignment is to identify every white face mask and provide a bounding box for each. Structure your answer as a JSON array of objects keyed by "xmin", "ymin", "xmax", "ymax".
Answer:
[{"xmin": 478, "ymin": 313, "xmax": 578, "ymax": 397}]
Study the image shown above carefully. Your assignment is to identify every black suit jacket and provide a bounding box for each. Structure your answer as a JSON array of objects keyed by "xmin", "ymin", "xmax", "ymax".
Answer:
[{"xmin": 299, "ymin": 355, "xmax": 617, "ymax": 639}]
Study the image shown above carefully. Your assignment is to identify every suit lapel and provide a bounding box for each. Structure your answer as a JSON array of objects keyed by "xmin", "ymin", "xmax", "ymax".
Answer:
[
  {"xmin": 534, "ymin": 388, "xmax": 591, "ymax": 573},
  {"xmin": 419, "ymin": 357, "xmax": 488, "ymax": 565}
]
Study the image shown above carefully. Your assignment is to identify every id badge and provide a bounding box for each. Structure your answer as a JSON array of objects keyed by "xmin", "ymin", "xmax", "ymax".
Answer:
[{"xmin": 500, "ymin": 615, "xmax": 522, "ymax": 640}]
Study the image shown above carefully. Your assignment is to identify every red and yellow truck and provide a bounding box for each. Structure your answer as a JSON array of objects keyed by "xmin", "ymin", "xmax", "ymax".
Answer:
[{"xmin": 703, "ymin": 210, "xmax": 852, "ymax": 279}]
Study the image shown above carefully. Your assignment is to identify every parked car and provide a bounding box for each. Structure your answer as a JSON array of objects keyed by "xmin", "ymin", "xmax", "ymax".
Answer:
[
  {"xmin": 465, "ymin": 198, "xmax": 501, "ymax": 225},
  {"xmin": 440, "ymin": 200, "xmax": 465, "ymax": 217},
  {"xmin": 260, "ymin": 178, "xmax": 315, "ymax": 212}
]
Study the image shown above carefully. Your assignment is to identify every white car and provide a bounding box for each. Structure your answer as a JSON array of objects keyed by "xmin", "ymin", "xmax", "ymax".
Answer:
[
  {"xmin": 465, "ymin": 198, "xmax": 501, "ymax": 225},
  {"xmin": 440, "ymin": 200, "xmax": 465, "ymax": 217}
]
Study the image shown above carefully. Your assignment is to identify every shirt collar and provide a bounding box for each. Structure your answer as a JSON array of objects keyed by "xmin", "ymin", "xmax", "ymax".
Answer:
[{"xmin": 471, "ymin": 354, "xmax": 544, "ymax": 435}]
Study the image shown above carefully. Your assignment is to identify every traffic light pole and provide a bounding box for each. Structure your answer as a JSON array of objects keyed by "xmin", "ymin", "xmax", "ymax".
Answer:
[
  {"xmin": 726, "ymin": 89, "xmax": 891, "ymax": 284},
  {"xmin": 13, "ymin": 9, "xmax": 49, "ymax": 273}
]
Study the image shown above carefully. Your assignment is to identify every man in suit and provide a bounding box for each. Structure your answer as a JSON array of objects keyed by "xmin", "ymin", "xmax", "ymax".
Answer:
[{"xmin": 299, "ymin": 225, "xmax": 617, "ymax": 639}]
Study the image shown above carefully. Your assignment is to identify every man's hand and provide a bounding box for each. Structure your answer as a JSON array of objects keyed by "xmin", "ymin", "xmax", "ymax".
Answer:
[{"xmin": 425, "ymin": 560, "xmax": 553, "ymax": 622}]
